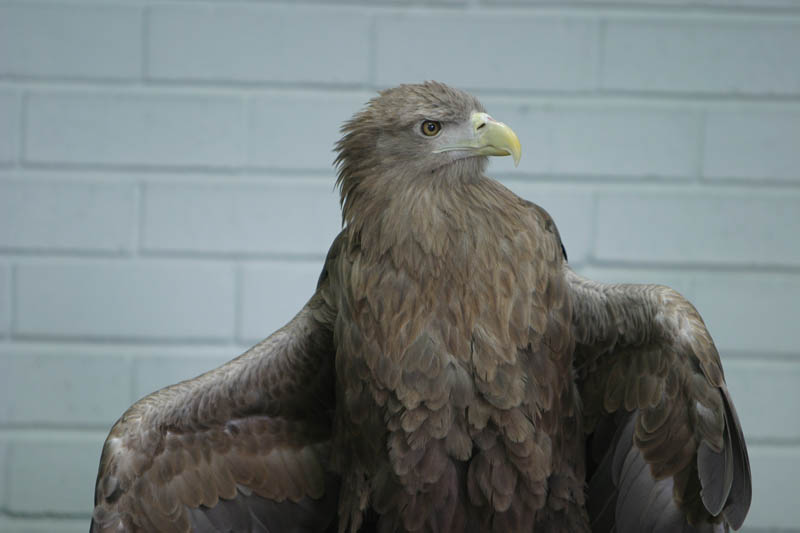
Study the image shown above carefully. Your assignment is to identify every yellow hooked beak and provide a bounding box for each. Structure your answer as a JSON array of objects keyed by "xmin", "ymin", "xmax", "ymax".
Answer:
[{"xmin": 433, "ymin": 111, "xmax": 522, "ymax": 167}]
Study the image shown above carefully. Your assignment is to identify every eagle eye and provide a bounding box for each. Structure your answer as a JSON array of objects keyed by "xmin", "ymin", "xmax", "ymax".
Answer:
[{"xmin": 421, "ymin": 120, "xmax": 441, "ymax": 137}]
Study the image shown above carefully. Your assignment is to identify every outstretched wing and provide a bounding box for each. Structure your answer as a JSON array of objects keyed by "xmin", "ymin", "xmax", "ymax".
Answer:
[
  {"xmin": 91, "ymin": 239, "xmax": 342, "ymax": 533},
  {"xmin": 566, "ymin": 267, "xmax": 751, "ymax": 532}
]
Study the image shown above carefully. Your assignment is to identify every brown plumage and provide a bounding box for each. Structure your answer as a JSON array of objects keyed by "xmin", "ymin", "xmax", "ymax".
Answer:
[{"xmin": 91, "ymin": 81, "xmax": 751, "ymax": 532}]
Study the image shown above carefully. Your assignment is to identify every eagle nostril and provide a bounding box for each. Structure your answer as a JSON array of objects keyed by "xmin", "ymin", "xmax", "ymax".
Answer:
[{"xmin": 476, "ymin": 123, "xmax": 486, "ymax": 130}]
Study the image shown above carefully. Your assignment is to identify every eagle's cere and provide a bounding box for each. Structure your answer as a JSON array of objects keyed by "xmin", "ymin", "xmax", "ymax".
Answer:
[{"xmin": 91, "ymin": 82, "xmax": 751, "ymax": 533}]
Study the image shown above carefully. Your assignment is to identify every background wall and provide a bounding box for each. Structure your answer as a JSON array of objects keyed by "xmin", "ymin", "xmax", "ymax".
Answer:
[{"xmin": 0, "ymin": 0, "xmax": 799, "ymax": 531}]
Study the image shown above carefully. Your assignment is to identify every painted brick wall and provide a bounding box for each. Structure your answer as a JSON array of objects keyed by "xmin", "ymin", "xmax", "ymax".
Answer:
[{"xmin": 1, "ymin": 1, "xmax": 798, "ymax": 531}]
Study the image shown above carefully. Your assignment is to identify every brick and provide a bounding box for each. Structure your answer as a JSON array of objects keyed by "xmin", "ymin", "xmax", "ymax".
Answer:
[
  {"xmin": 484, "ymin": 101, "xmax": 701, "ymax": 178},
  {"xmin": 547, "ymin": 108, "xmax": 701, "ymax": 178},
  {"xmin": 0, "ymin": 263, "xmax": 9, "ymax": 337},
  {"xmin": 148, "ymin": 5, "xmax": 369, "ymax": 84},
  {"xmin": 143, "ymin": 179, "xmax": 341, "ymax": 256},
  {"xmin": 5, "ymin": 432, "xmax": 103, "ymax": 514},
  {"xmin": 0, "ymin": 348, "xmax": 132, "ymax": 426},
  {"xmin": 745, "ymin": 445, "xmax": 800, "ymax": 529},
  {"xmin": 247, "ymin": 92, "xmax": 367, "ymax": 170},
  {"xmin": 498, "ymin": 181, "xmax": 594, "ymax": 264},
  {"xmin": 0, "ymin": 518, "xmax": 90, "ymax": 533},
  {"xmin": 693, "ymin": 273, "xmax": 800, "ymax": 356},
  {"xmin": 375, "ymin": 15, "xmax": 598, "ymax": 91},
  {"xmin": 14, "ymin": 261, "xmax": 236, "ymax": 341},
  {"xmin": 594, "ymin": 190, "xmax": 800, "ymax": 267},
  {"xmin": 602, "ymin": 19, "xmax": 800, "ymax": 95},
  {"xmin": 0, "ymin": 4, "xmax": 141, "ymax": 80},
  {"xmin": 704, "ymin": 108, "xmax": 800, "ymax": 183},
  {"xmin": 575, "ymin": 266, "xmax": 695, "ymax": 300},
  {"xmin": 240, "ymin": 261, "xmax": 325, "ymax": 343},
  {"xmin": 132, "ymin": 349, "xmax": 236, "ymax": 401},
  {"xmin": 723, "ymin": 359, "xmax": 800, "ymax": 442},
  {"xmin": 0, "ymin": 90, "xmax": 19, "ymax": 164},
  {"xmin": 0, "ymin": 181, "xmax": 135, "ymax": 253},
  {"xmin": 25, "ymin": 92, "xmax": 245, "ymax": 168}
]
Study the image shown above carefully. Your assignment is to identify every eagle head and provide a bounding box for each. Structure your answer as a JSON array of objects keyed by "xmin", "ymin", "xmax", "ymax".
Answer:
[{"xmin": 334, "ymin": 82, "xmax": 521, "ymax": 224}]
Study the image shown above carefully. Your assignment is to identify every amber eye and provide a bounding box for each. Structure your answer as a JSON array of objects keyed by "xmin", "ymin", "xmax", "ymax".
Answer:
[{"xmin": 421, "ymin": 120, "xmax": 441, "ymax": 137}]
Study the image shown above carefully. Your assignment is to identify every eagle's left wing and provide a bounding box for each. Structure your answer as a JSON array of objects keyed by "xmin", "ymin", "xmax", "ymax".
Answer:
[
  {"xmin": 566, "ymin": 267, "xmax": 751, "ymax": 532},
  {"xmin": 90, "ymin": 236, "xmax": 345, "ymax": 532}
]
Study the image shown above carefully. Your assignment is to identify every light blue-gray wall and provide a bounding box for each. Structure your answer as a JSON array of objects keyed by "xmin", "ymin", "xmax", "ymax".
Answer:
[{"xmin": 1, "ymin": 1, "xmax": 799, "ymax": 532}]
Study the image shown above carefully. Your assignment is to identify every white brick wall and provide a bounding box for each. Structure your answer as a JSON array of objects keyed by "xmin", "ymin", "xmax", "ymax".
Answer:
[
  {"xmin": 693, "ymin": 273, "xmax": 800, "ymax": 355},
  {"xmin": 374, "ymin": 14, "xmax": 599, "ymax": 90},
  {"xmin": 0, "ymin": 264, "xmax": 10, "ymax": 337},
  {"xmin": 594, "ymin": 188, "xmax": 800, "ymax": 266},
  {"xmin": 141, "ymin": 179, "xmax": 341, "ymax": 255},
  {"xmin": 0, "ymin": 4, "xmax": 142, "ymax": 80},
  {"xmin": 247, "ymin": 92, "xmax": 370, "ymax": 169},
  {"xmin": 0, "ymin": 90, "xmax": 19, "ymax": 165},
  {"xmin": 6, "ymin": 432, "xmax": 104, "ymax": 515},
  {"xmin": 25, "ymin": 92, "xmax": 247, "ymax": 168},
  {"xmin": 704, "ymin": 108, "xmax": 800, "ymax": 183},
  {"xmin": 148, "ymin": 5, "xmax": 372, "ymax": 85},
  {"xmin": 0, "ymin": 349, "xmax": 131, "ymax": 426},
  {"xmin": 14, "ymin": 260, "xmax": 237, "ymax": 340},
  {"xmin": 485, "ymin": 102, "xmax": 703, "ymax": 178},
  {"xmin": 1, "ymin": 1, "xmax": 798, "ymax": 531},
  {"xmin": 601, "ymin": 18, "xmax": 800, "ymax": 95},
  {"xmin": 0, "ymin": 181, "xmax": 135, "ymax": 253}
]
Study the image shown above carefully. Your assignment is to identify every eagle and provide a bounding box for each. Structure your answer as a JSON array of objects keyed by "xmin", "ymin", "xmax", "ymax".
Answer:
[{"xmin": 91, "ymin": 82, "xmax": 751, "ymax": 533}]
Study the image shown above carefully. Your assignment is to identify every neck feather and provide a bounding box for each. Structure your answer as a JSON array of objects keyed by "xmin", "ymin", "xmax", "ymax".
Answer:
[{"xmin": 337, "ymin": 160, "xmax": 527, "ymax": 277}]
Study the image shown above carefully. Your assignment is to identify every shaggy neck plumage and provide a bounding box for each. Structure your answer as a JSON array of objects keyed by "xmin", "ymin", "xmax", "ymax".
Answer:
[
  {"xmin": 336, "ymin": 140, "xmax": 488, "ymax": 230},
  {"xmin": 334, "ymin": 141, "xmax": 527, "ymax": 281}
]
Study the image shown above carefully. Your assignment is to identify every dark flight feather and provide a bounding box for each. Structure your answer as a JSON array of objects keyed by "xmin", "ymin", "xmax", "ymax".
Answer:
[{"xmin": 571, "ymin": 271, "xmax": 751, "ymax": 532}]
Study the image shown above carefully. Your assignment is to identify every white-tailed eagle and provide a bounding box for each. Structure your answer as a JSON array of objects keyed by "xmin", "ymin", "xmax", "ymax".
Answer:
[{"xmin": 91, "ymin": 82, "xmax": 751, "ymax": 533}]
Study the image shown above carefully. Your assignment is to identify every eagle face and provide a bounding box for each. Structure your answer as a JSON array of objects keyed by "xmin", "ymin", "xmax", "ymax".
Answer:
[{"xmin": 336, "ymin": 82, "xmax": 520, "ymax": 183}]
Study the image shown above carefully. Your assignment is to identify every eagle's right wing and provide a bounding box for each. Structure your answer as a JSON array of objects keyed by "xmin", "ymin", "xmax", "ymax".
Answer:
[
  {"xmin": 566, "ymin": 267, "xmax": 751, "ymax": 532},
  {"xmin": 91, "ymin": 239, "xmax": 342, "ymax": 532}
]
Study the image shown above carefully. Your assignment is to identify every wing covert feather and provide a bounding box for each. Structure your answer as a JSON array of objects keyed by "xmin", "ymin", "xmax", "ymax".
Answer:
[
  {"xmin": 567, "ymin": 267, "xmax": 751, "ymax": 531},
  {"xmin": 91, "ymin": 238, "xmax": 343, "ymax": 532}
]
